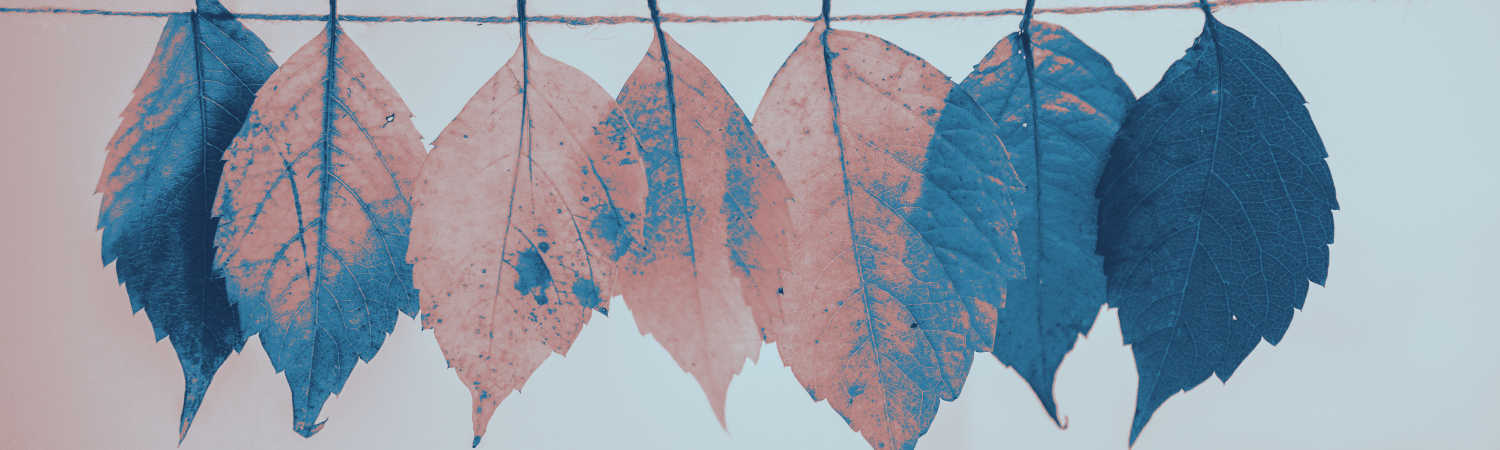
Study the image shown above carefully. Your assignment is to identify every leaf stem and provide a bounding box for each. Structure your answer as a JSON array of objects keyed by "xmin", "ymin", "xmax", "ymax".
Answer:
[
  {"xmin": 646, "ymin": 0, "xmax": 699, "ymax": 270},
  {"xmin": 516, "ymin": 0, "xmax": 530, "ymax": 188},
  {"xmin": 516, "ymin": 0, "xmax": 529, "ymax": 117},
  {"xmin": 1019, "ymin": 0, "xmax": 1036, "ymax": 33},
  {"xmin": 1016, "ymin": 4, "xmax": 1053, "ymax": 421},
  {"xmin": 517, "ymin": 0, "xmax": 528, "ymax": 45}
]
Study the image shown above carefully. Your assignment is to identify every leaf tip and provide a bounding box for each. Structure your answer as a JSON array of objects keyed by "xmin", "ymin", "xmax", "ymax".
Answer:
[
  {"xmin": 1044, "ymin": 400, "xmax": 1062, "ymax": 428},
  {"xmin": 711, "ymin": 399, "xmax": 729, "ymax": 431},
  {"xmin": 177, "ymin": 376, "xmax": 211, "ymax": 445},
  {"xmin": 1128, "ymin": 410, "xmax": 1150, "ymax": 447},
  {"xmin": 293, "ymin": 418, "xmax": 326, "ymax": 438}
]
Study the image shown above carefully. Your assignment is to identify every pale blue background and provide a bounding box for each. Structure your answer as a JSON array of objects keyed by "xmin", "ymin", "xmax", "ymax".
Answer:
[{"xmin": 1, "ymin": 0, "xmax": 1496, "ymax": 448}]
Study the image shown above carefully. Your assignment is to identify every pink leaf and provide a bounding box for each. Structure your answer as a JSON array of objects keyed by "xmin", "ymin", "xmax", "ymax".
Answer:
[
  {"xmin": 615, "ymin": 29, "xmax": 794, "ymax": 425},
  {"xmin": 753, "ymin": 22, "xmax": 1024, "ymax": 450},
  {"xmin": 407, "ymin": 36, "xmax": 647, "ymax": 443},
  {"xmin": 212, "ymin": 22, "xmax": 426, "ymax": 437}
]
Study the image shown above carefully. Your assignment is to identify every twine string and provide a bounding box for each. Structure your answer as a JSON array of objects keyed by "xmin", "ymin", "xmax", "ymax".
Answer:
[{"xmin": 0, "ymin": 0, "xmax": 1311, "ymax": 25}]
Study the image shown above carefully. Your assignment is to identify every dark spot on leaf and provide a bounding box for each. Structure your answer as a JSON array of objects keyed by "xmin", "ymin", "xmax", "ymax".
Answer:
[
  {"xmin": 589, "ymin": 205, "xmax": 633, "ymax": 260},
  {"xmin": 572, "ymin": 279, "xmax": 601, "ymax": 309},
  {"xmin": 513, "ymin": 248, "xmax": 551, "ymax": 305}
]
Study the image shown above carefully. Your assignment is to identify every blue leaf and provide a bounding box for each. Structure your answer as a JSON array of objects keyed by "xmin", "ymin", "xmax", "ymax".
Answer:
[
  {"xmin": 958, "ymin": 21, "xmax": 1133, "ymax": 421},
  {"xmin": 95, "ymin": 0, "xmax": 275, "ymax": 441},
  {"xmin": 1096, "ymin": 10, "xmax": 1338, "ymax": 444}
]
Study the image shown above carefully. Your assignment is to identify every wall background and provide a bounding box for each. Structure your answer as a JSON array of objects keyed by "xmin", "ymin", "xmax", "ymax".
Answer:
[{"xmin": 2, "ymin": 0, "xmax": 1497, "ymax": 448}]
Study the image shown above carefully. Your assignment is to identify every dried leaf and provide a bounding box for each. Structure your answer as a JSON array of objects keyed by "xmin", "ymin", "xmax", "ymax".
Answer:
[
  {"xmin": 1096, "ymin": 10, "xmax": 1338, "ymax": 444},
  {"xmin": 958, "ymin": 20, "xmax": 1134, "ymax": 421},
  {"xmin": 95, "ymin": 0, "xmax": 275, "ymax": 441},
  {"xmin": 407, "ymin": 36, "xmax": 646, "ymax": 444},
  {"xmin": 753, "ymin": 22, "xmax": 1023, "ymax": 450},
  {"xmin": 614, "ymin": 29, "xmax": 793, "ymax": 424},
  {"xmin": 212, "ymin": 21, "xmax": 425, "ymax": 437}
]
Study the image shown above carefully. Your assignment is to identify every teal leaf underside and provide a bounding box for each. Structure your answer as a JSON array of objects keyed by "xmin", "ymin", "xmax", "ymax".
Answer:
[
  {"xmin": 958, "ymin": 21, "xmax": 1133, "ymax": 421},
  {"xmin": 95, "ymin": 0, "xmax": 275, "ymax": 440},
  {"xmin": 1096, "ymin": 13, "xmax": 1337, "ymax": 444}
]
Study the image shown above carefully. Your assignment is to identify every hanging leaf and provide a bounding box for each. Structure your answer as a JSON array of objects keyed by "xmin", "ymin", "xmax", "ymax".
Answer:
[
  {"xmin": 753, "ymin": 21, "xmax": 1023, "ymax": 450},
  {"xmin": 614, "ymin": 23, "xmax": 793, "ymax": 423},
  {"xmin": 212, "ymin": 20, "xmax": 426, "ymax": 437},
  {"xmin": 1095, "ymin": 8, "xmax": 1337, "ymax": 444},
  {"xmin": 957, "ymin": 20, "xmax": 1133, "ymax": 421},
  {"xmin": 95, "ymin": 0, "xmax": 275, "ymax": 441},
  {"xmin": 407, "ymin": 36, "xmax": 646, "ymax": 445}
]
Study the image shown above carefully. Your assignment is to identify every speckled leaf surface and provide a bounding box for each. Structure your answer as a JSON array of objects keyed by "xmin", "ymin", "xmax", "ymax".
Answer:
[
  {"xmin": 1095, "ymin": 11, "xmax": 1337, "ymax": 444},
  {"xmin": 615, "ymin": 29, "xmax": 793, "ymax": 423},
  {"xmin": 753, "ymin": 22, "xmax": 1023, "ymax": 450},
  {"xmin": 406, "ymin": 37, "xmax": 646, "ymax": 443},
  {"xmin": 958, "ymin": 21, "xmax": 1133, "ymax": 421},
  {"xmin": 212, "ymin": 22, "xmax": 425, "ymax": 437},
  {"xmin": 95, "ymin": 0, "xmax": 275, "ymax": 441}
]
